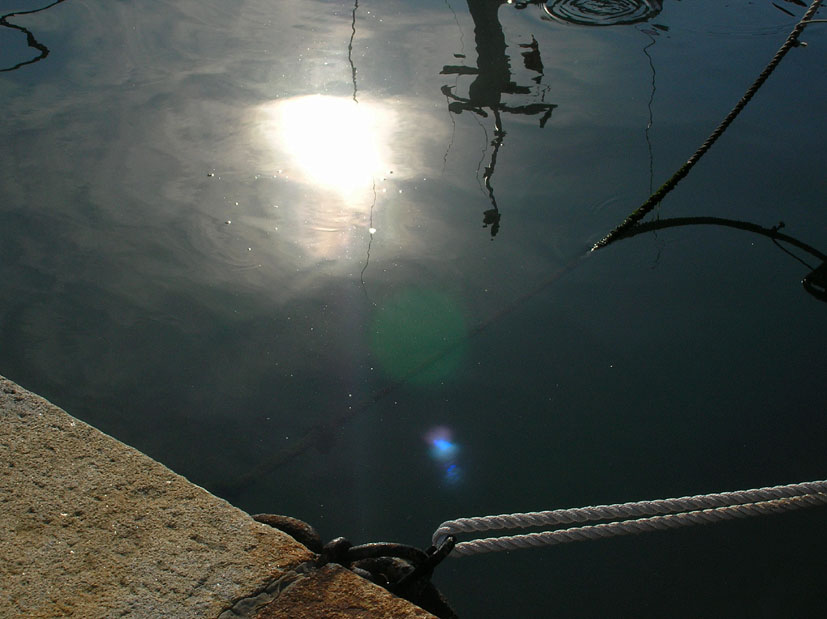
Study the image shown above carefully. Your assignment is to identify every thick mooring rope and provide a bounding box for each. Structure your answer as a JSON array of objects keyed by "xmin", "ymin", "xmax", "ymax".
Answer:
[
  {"xmin": 591, "ymin": 0, "xmax": 824, "ymax": 250},
  {"xmin": 433, "ymin": 480, "xmax": 827, "ymax": 556}
]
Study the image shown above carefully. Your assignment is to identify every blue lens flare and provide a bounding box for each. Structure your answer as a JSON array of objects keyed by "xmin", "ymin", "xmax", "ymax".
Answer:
[
  {"xmin": 443, "ymin": 462, "xmax": 461, "ymax": 484},
  {"xmin": 424, "ymin": 426, "xmax": 462, "ymax": 485},
  {"xmin": 431, "ymin": 438, "xmax": 458, "ymax": 461}
]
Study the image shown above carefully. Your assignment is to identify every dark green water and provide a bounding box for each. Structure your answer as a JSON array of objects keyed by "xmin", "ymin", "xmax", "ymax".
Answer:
[{"xmin": 2, "ymin": 0, "xmax": 826, "ymax": 616}]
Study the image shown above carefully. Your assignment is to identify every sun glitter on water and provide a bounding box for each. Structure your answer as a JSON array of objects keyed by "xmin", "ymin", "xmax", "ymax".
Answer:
[{"xmin": 257, "ymin": 95, "xmax": 394, "ymax": 199}]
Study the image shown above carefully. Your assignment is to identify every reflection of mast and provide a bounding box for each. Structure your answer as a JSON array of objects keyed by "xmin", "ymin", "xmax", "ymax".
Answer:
[
  {"xmin": 640, "ymin": 27, "xmax": 658, "ymax": 195},
  {"xmin": 441, "ymin": 0, "xmax": 466, "ymax": 173},
  {"xmin": 347, "ymin": 0, "xmax": 359, "ymax": 103},
  {"xmin": 0, "ymin": 0, "xmax": 68, "ymax": 72},
  {"xmin": 482, "ymin": 111, "xmax": 504, "ymax": 237},
  {"xmin": 347, "ymin": 0, "xmax": 376, "ymax": 303},
  {"xmin": 360, "ymin": 180, "xmax": 377, "ymax": 305},
  {"xmin": 441, "ymin": 0, "xmax": 557, "ymax": 238}
]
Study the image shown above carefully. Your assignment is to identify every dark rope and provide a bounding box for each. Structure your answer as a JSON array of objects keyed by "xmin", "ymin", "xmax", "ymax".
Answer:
[
  {"xmin": 612, "ymin": 216, "xmax": 827, "ymax": 262},
  {"xmin": 591, "ymin": 0, "xmax": 824, "ymax": 251}
]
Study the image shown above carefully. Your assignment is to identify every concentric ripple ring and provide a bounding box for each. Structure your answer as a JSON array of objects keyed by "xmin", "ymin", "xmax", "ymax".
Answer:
[{"xmin": 543, "ymin": 0, "xmax": 663, "ymax": 26}]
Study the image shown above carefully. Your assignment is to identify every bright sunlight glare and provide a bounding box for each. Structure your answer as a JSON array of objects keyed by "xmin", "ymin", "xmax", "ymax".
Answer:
[{"xmin": 258, "ymin": 95, "xmax": 391, "ymax": 197}]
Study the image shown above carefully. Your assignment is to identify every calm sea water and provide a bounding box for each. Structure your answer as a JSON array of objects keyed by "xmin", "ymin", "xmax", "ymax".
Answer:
[{"xmin": 2, "ymin": 0, "xmax": 826, "ymax": 616}]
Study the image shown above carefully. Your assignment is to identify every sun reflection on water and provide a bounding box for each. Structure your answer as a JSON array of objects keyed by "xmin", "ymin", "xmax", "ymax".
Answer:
[{"xmin": 257, "ymin": 94, "xmax": 393, "ymax": 199}]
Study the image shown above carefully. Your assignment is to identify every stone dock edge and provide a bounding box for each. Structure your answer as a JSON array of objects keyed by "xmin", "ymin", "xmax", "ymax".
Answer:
[{"xmin": 0, "ymin": 375, "xmax": 436, "ymax": 618}]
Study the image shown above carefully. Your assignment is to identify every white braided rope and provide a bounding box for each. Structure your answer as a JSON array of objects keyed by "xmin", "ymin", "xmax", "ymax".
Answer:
[
  {"xmin": 432, "ymin": 480, "xmax": 827, "ymax": 553},
  {"xmin": 446, "ymin": 493, "xmax": 827, "ymax": 556}
]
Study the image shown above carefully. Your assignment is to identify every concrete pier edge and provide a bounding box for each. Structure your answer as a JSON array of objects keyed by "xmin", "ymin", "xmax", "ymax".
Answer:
[{"xmin": 0, "ymin": 375, "xmax": 435, "ymax": 618}]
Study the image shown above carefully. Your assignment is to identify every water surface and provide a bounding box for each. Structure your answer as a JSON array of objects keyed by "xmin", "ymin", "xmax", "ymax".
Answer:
[{"xmin": 2, "ymin": 0, "xmax": 826, "ymax": 616}]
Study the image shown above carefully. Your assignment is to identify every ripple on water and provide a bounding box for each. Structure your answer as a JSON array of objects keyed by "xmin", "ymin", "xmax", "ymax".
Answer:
[{"xmin": 542, "ymin": 0, "xmax": 663, "ymax": 27}]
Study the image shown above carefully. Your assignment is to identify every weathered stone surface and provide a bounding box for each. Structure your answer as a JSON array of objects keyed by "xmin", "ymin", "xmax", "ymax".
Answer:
[
  {"xmin": 252, "ymin": 564, "xmax": 436, "ymax": 619},
  {"xmin": 0, "ymin": 375, "xmax": 314, "ymax": 617},
  {"xmin": 0, "ymin": 375, "xmax": 436, "ymax": 618}
]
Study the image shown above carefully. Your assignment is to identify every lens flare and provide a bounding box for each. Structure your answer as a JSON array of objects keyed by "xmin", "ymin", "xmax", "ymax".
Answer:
[
  {"xmin": 370, "ymin": 289, "xmax": 466, "ymax": 385},
  {"xmin": 424, "ymin": 426, "xmax": 462, "ymax": 485}
]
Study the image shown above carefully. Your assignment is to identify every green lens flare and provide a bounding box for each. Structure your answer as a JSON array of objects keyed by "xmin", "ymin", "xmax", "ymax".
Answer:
[{"xmin": 370, "ymin": 289, "xmax": 466, "ymax": 385}]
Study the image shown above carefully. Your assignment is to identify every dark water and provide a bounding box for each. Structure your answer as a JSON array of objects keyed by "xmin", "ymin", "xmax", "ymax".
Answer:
[{"xmin": 2, "ymin": 0, "xmax": 826, "ymax": 616}]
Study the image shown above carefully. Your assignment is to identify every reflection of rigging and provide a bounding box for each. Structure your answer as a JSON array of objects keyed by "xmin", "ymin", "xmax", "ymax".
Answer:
[
  {"xmin": 441, "ymin": 0, "xmax": 466, "ymax": 173},
  {"xmin": 441, "ymin": 0, "xmax": 557, "ymax": 238},
  {"xmin": 481, "ymin": 120, "xmax": 504, "ymax": 236},
  {"xmin": 347, "ymin": 0, "xmax": 359, "ymax": 103},
  {"xmin": 636, "ymin": 21, "xmax": 667, "ymax": 264},
  {"xmin": 348, "ymin": 0, "xmax": 377, "ymax": 304},
  {"xmin": 360, "ymin": 180, "xmax": 377, "ymax": 305},
  {"xmin": 440, "ymin": 1, "xmax": 665, "ymax": 238},
  {"xmin": 0, "ymin": 0, "xmax": 68, "ymax": 72},
  {"xmin": 539, "ymin": 2, "xmax": 666, "ymax": 198},
  {"xmin": 639, "ymin": 26, "xmax": 659, "ymax": 195}
]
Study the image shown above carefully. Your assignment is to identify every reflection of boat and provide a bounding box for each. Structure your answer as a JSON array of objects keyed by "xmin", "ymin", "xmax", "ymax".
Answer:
[
  {"xmin": 542, "ymin": 0, "xmax": 663, "ymax": 26},
  {"xmin": 441, "ymin": 0, "xmax": 557, "ymax": 238}
]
